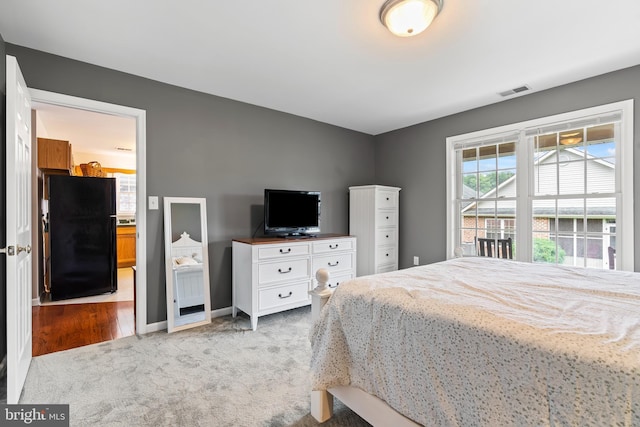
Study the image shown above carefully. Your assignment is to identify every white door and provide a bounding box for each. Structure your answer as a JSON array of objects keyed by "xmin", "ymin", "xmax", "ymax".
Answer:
[{"xmin": 5, "ymin": 55, "xmax": 33, "ymax": 404}]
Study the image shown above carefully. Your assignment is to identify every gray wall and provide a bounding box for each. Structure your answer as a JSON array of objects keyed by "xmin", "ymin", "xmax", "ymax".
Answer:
[
  {"xmin": 6, "ymin": 44, "xmax": 375, "ymax": 324},
  {"xmin": 5, "ymin": 41, "xmax": 639, "ymax": 332},
  {"xmin": 374, "ymin": 65, "xmax": 640, "ymax": 271}
]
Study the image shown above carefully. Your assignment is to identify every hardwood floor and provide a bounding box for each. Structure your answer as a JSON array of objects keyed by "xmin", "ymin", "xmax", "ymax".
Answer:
[{"xmin": 32, "ymin": 301, "xmax": 135, "ymax": 356}]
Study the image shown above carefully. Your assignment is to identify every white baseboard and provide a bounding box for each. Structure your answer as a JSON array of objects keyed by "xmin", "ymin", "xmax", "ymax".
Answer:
[
  {"xmin": 144, "ymin": 320, "xmax": 168, "ymax": 333},
  {"xmin": 144, "ymin": 306, "xmax": 233, "ymax": 334},
  {"xmin": 212, "ymin": 306, "xmax": 233, "ymax": 318}
]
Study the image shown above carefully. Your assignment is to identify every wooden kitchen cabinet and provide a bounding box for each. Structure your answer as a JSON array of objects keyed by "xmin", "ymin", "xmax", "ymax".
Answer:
[
  {"xmin": 116, "ymin": 226, "xmax": 137, "ymax": 268},
  {"xmin": 38, "ymin": 138, "xmax": 73, "ymax": 172}
]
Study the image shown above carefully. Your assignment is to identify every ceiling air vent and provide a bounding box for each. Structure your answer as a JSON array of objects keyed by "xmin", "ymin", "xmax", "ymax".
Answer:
[{"xmin": 498, "ymin": 85, "xmax": 531, "ymax": 97}]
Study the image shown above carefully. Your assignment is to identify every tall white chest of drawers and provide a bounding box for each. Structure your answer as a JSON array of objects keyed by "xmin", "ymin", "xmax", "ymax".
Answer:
[
  {"xmin": 232, "ymin": 234, "xmax": 356, "ymax": 330},
  {"xmin": 349, "ymin": 185, "xmax": 401, "ymax": 276}
]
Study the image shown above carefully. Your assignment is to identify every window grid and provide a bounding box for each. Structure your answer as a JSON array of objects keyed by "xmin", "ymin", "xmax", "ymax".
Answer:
[
  {"xmin": 114, "ymin": 173, "xmax": 137, "ymax": 214},
  {"xmin": 447, "ymin": 102, "xmax": 632, "ymax": 271},
  {"xmin": 457, "ymin": 141, "xmax": 517, "ymax": 256},
  {"xmin": 529, "ymin": 123, "xmax": 617, "ymax": 269}
]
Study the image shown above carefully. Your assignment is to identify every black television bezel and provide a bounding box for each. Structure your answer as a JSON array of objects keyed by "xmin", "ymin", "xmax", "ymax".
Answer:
[{"xmin": 264, "ymin": 189, "xmax": 321, "ymax": 237}]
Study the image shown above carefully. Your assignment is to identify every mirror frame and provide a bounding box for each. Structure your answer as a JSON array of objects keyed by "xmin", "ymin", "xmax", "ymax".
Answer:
[{"xmin": 163, "ymin": 197, "xmax": 212, "ymax": 333}]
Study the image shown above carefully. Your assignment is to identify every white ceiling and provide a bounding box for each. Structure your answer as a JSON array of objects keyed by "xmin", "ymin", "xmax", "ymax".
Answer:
[
  {"xmin": 2, "ymin": 0, "xmax": 640, "ymax": 137},
  {"xmin": 33, "ymin": 102, "xmax": 136, "ymax": 157}
]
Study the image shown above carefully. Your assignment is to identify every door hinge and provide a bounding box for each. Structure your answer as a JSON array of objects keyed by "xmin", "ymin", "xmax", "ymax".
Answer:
[{"xmin": 0, "ymin": 246, "xmax": 15, "ymax": 256}]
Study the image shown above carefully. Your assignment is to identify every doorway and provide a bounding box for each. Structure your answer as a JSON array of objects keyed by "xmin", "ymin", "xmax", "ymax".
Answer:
[{"xmin": 29, "ymin": 90, "xmax": 148, "ymax": 352}]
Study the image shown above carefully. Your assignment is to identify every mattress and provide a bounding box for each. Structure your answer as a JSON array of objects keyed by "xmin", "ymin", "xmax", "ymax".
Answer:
[{"xmin": 310, "ymin": 257, "xmax": 640, "ymax": 426}]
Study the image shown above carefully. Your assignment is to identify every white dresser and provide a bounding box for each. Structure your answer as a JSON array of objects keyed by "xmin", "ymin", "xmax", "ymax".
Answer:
[
  {"xmin": 232, "ymin": 234, "xmax": 356, "ymax": 330},
  {"xmin": 349, "ymin": 185, "xmax": 401, "ymax": 276}
]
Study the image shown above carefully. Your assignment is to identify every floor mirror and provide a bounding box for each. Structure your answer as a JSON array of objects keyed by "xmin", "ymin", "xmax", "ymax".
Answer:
[{"xmin": 164, "ymin": 197, "xmax": 212, "ymax": 333}]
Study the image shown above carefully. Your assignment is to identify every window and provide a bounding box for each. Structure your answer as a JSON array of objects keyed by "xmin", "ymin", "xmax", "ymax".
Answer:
[
  {"xmin": 456, "ymin": 135, "xmax": 518, "ymax": 256},
  {"xmin": 446, "ymin": 100, "xmax": 634, "ymax": 271},
  {"xmin": 114, "ymin": 173, "xmax": 136, "ymax": 214}
]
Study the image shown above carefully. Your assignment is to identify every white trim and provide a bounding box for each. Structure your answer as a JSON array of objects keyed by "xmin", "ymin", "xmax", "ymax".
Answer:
[
  {"xmin": 445, "ymin": 142, "xmax": 455, "ymax": 259},
  {"xmin": 212, "ymin": 306, "xmax": 233, "ymax": 318},
  {"xmin": 617, "ymin": 101, "xmax": 634, "ymax": 271},
  {"xmin": 29, "ymin": 88, "xmax": 149, "ymax": 334},
  {"xmin": 144, "ymin": 320, "xmax": 168, "ymax": 334},
  {"xmin": 446, "ymin": 100, "xmax": 634, "ymax": 271}
]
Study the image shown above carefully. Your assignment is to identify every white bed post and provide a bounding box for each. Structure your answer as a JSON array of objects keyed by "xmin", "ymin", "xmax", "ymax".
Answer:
[
  {"xmin": 309, "ymin": 268, "xmax": 334, "ymax": 422},
  {"xmin": 310, "ymin": 268, "xmax": 332, "ymax": 320}
]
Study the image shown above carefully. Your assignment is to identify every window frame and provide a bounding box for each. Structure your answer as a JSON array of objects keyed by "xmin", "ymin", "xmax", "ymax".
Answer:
[
  {"xmin": 112, "ymin": 172, "xmax": 137, "ymax": 215},
  {"xmin": 446, "ymin": 100, "xmax": 634, "ymax": 271}
]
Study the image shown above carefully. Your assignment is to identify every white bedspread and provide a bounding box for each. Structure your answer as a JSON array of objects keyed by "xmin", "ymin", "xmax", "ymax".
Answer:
[{"xmin": 310, "ymin": 257, "xmax": 640, "ymax": 426}]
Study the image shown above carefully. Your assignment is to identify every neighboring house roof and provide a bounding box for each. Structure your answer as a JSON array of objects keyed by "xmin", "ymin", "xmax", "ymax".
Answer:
[
  {"xmin": 462, "ymin": 147, "xmax": 615, "ymax": 217},
  {"xmin": 460, "ymin": 184, "xmax": 476, "ymax": 209}
]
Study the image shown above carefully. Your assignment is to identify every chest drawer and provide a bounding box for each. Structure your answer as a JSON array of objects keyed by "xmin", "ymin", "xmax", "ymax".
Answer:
[
  {"xmin": 376, "ymin": 210, "xmax": 398, "ymax": 228},
  {"xmin": 376, "ymin": 228, "xmax": 397, "ymax": 246},
  {"xmin": 313, "ymin": 239, "xmax": 354, "ymax": 254},
  {"xmin": 258, "ymin": 281, "xmax": 310, "ymax": 311},
  {"xmin": 312, "ymin": 252, "xmax": 353, "ymax": 274},
  {"xmin": 377, "ymin": 190, "xmax": 398, "ymax": 209},
  {"xmin": 258, "ymin": 258, "xmax": 310, "ymax": 285},
  {"xmin": 376, "ymin": 245, "xmax": 397, "ymax": 266},
  {"xmin": 258, "ymin": 243, "xmax": 309, "ymax": 260},
  {"xmin": 376, "ymin": 264, "xmax": 397, "ymax": 274}
]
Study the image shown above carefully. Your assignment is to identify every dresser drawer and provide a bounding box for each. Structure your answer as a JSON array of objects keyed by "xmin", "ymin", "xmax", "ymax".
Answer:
[
  {"xmin": 258, "ymin": 243, "xmax": 310, "ymax": 260},
  {"xmin": 376, "ymin": 228, "xmax": 397, "ymax": 245},
  {"xmin": 258, "ymin": 281, "xmax": 310, "ymax": 311},
  {"xmin": 312, "ymin": 252, "xmax": 353, "ymax": 274},
  {"xmin": 377, "ymin": 190, "xmax": 398, "ymax": 209},
  {"xmin": 325, "ymin": 272, "xmax": 354, "ymax": 290},
  {"xmin": 376, "ymin": 210, "xmax": 398, "ymax": 227},
  {"xmin": 313, "ymin": 239, "xmax": 354, "ymax": 254},
  {"xmin": 258, "ymin": 258, "xmax": 310, "ymax": 285},
  {"xmin": 376, "ymin": 246, "xmax": 397, "ymax": 266}
]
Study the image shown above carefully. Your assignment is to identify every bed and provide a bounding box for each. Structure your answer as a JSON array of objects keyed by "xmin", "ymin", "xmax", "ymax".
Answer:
[{"xmin": 309, "ymin": 257, "xmax": 640, "ymax": 426}]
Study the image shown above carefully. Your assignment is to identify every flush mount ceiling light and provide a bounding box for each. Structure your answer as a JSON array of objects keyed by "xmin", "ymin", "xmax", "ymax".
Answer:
[
  {"xmin": 380, "ymin": 0, "xmax": 443, "ymax": 37},
  {"xmin": 559, "ymin": 131, "xmax": 584, "ymax": 146}
]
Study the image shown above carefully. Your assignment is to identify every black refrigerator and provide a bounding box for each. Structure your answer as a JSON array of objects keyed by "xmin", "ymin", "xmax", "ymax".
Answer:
[{"xmin": 48, "ymin": 175, "xmax": 117, "ymax": 300}]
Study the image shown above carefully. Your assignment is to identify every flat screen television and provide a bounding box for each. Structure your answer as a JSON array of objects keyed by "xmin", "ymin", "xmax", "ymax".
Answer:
[{"xmin": 264, "ymin": 189, "xmax": 321, "ymax": 237}]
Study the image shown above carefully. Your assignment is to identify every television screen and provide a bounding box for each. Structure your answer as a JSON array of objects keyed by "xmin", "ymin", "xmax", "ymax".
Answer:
[{"xmin": 264, "ymin": 189, "xmax": 320, "ymax": 236}]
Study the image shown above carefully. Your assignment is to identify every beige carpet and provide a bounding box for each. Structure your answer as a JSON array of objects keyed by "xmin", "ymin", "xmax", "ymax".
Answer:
[{"xmin": 19, "ymin": 306, "xmax": 371, "ymax": 427}]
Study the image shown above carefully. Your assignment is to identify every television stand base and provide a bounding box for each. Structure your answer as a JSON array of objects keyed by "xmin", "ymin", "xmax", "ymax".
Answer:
[{"xmin": 282, "ymin": 233, "xmax": 317, "ymax": 239}]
